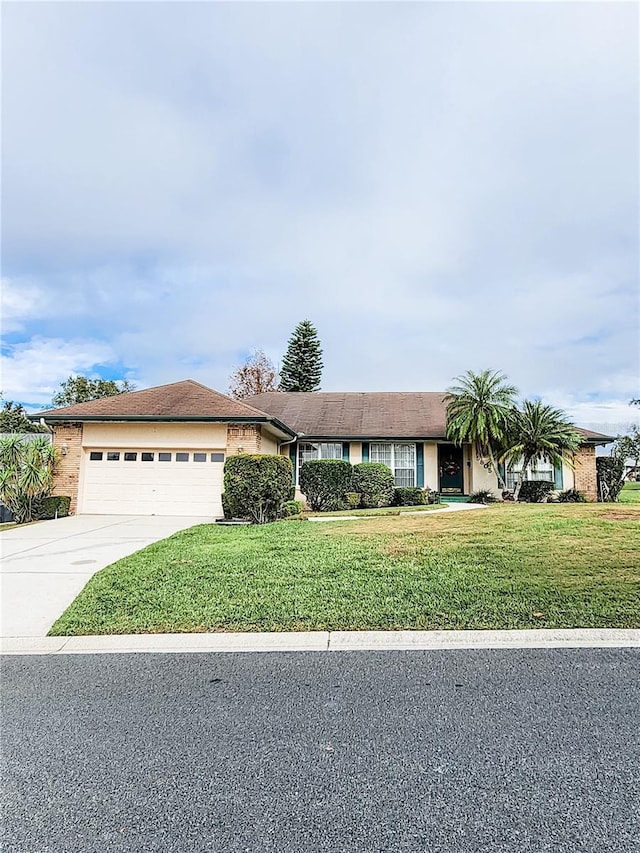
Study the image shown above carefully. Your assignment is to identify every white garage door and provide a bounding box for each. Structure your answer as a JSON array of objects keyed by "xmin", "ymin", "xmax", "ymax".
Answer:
[{"xmin": 80, "ymin": 449, "xmax": 225, "ymax": 517}]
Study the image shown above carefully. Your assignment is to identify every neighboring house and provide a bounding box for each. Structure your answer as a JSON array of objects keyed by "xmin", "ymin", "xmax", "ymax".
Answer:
[{"xmin": 34, "ymin": 380, "xmax": 612, "ymax": 517}]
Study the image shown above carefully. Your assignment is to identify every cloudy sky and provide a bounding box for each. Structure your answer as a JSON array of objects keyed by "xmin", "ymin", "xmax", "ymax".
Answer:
[{"xmin": 2, "ymin": 2, "xmax": 638, "ymax": 430}]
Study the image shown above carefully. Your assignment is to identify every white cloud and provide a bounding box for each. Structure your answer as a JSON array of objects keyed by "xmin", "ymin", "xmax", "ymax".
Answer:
[
  {"xmin": 1, "ymin": 2, "xmax": 637, "ymax": 412},
  {"xmin": 1, "ymin": 338, "xmax": 117, "ymax": 406}
]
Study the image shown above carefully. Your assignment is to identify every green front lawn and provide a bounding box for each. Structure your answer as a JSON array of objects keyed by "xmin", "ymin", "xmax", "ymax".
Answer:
[
  {"xmin": 619, "ymin": 482, "xmax": 640, "ymax": 504},
  {"xmin": 50, "ymin": 503, "xmax": 640, "ymax": 635},
  {"xmin": 305, "ymin": 503, "xmax": 446, "ymax": 517}
]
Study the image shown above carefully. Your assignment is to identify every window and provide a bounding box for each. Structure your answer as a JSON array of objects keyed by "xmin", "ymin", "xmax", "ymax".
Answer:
[
  {"xmin": 298, "ymin": 443, "xmax": 343, "ymax": 466},
  {"xmin": 505, "ymin": 458, "xmax": 554, "ymax": 490},
  {"xmin": 370, "ymin": 443, "xmax": 416, "ymax": 487},
  {"xmin": 158, "ymin": 453, "xmax": 172, "ymax": 462},
  {"xmin": 210, "ymin": 453, "xmax": 225, "ymax": 463},
  {"xmin": 141, "ymin": 452, "xmax": 154, "ymax": 462},
  {"xmin": 124, "ymin": 452, "xmax": 137, "ymax": 462},
  {"xmin": 89, "ymin": 451, "xmax": 103, "ymax": 461},
  {"xmin": 193, "ymin": 453, "xmax": 207, "ymax": 462},
  {"xmin": 106, "ymin": 452, "xmax": 120, "ymax": 461},
  {"xmin": 176, "ymin": 453, "xmax": 189, "ymax": 462}
]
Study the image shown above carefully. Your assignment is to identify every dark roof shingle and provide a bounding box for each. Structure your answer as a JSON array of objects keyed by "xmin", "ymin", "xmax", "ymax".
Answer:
[{"xmin": 38, "ymin": 380, "xmax": 279, "ymax": 421}]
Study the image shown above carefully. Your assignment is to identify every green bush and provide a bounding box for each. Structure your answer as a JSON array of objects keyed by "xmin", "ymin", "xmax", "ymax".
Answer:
[
  {"xmin": 517, "ymin": 480, "xmax": 555, "ymax": 503},
  {"xmin": 344, "ymin": 492, "xmax": 362, "ymax": 510},
  {"xmin": 33, "ymin": 495, "xmax": 71, "ymax": 520},
  {"xmin": 281, "ymin": 500, "xmax": 304, "ymax": 517},
  {"xmin": 425, "ymin": 489, "xmax": 440, "ymax": 505},
  {"xmin": 393, "ymin": 487, "xmax": 426, "ymax": 506},
  {"xmin": 596, "ymin": 456, "xmax": 625, "ymax": 502},
  {"xmin": 351, "ymin": 462, "xmax": 395, "ymax": 508},
  {"xmin": 299, "ymin": 459, "xmax": 353, "ymax": 511},
  {"xmin": 221, "ymin": 492, "xmax": 240, "ymax": 519},
  {"xmin": 223, "ymin": 454, "xmax": 293, "ymax": 524},
  {"xmin": 558, "ymin": 488, "xmax": 586, "ymax": 503},
  {"xmin": 468, "ymin": 489, "xmax": 497, "ymax": 504}
]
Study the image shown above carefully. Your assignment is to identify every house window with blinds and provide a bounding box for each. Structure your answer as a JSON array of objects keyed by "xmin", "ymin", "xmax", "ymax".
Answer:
[
  {"xmin": 298, "ymin": 442, "xmax": 344, "ymax": 467},
  {"xmin": 505, "ymin": 458, "xmax": 554, "ymax": 490},
  {"xmin": 370, "ymin": 443, "xmax": 416, "ymax": 487}
]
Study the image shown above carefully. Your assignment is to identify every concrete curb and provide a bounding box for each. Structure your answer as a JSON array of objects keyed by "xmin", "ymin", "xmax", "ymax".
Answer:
[{"xmin": 2, "ymin": 628, "xmax": 639, "ymax": 656}]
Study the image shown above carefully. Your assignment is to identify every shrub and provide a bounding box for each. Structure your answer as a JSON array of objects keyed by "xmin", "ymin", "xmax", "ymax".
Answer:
[
  {"xmin": 596, "ymin": 456, "xmax": 625, "ymax": 502},
  {"xmin": 221, "ymin": 492, "xmax": 240, "ymax": 519},
  {"xmin": 351, "ymin": 462, "xmax": 395, "ymax": 508},
  {"xmin": 281, "ymin": 500, "xmax": 304, "ymax": 517},
  {"xmin": 517, "ymin": 480, "xmax": 555, "ymax": 503},
  {"xmin": 0, "ymin": 435, "xmax": 59, "ymax": 524},
  {"xmin": 558, "ymin": 488, "xmax": 586, "ymax": 503},
  {"xmin": 425, "ymin": 489, "xmax": 440, "ymax": 505},
  {"xmin": 299, "ymin": 459, "xmax": 353, "ymax": 511},
  {"xmin": 344, "ymin": 492, "xmax": 362, "ymax": 510},
  {"xmin": 393, "ymin": 487, "xmax": 426, "ymax": 506},
  {"xmin": 223, "ymin": 454, "xmax": 293, "ymax": 524},
  {"xmin": 33, "ymin": 495, "xmax": 71, "ymax": 520},
  {"xmin": 468, "ymin": 489, "xmax": 497, "ymax": 504}
]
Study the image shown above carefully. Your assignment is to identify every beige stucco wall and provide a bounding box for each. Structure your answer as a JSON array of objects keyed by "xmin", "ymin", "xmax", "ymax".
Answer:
[
  {"xmin": 423, "ymin": 443, "xmax": 439, "ymax": 492},
  {"xmin": 82, "ymin": 422, "xmax": 228, "ymax": 449}
]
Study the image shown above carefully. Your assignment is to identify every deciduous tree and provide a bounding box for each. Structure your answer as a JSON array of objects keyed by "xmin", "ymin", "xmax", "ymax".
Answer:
[
  {"xmin": 228, "ymin": 350, "xmax": 279, "ymax": 400},
  {"xmin": 50, "ymin": 376, "xmax": 135, "ymax": 407}
]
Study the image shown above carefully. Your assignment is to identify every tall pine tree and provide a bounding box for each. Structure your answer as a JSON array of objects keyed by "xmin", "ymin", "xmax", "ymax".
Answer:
[{"xmin": 279, "ymin": 320, "xmax": 323, "ymax": 392}]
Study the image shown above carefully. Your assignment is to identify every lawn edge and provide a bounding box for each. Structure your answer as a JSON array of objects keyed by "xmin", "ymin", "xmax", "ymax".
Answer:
[{"xmin": 3, "ymin": 628, "xmax": 639, "ymax": 656}]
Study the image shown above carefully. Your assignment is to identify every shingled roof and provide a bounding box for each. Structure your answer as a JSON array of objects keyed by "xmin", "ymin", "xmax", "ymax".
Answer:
[
  {"xmin": 37, "ymin": 380, "xmax": 295, "ymax": 434},
  {"xmin": 248, "ymin": 391, "xmax": 615, "ymax": 444},
  {"xmin": 248, "ymin": 392, "xmax": 451, "ymax": 438}
]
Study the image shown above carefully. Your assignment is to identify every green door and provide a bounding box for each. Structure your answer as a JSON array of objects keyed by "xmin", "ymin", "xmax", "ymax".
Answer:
[{"xmin": 438, "ymin": 444, "xmax": 464, "ymax": 494}]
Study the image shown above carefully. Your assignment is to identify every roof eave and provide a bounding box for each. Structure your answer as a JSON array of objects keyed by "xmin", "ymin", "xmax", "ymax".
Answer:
[{"xmin": 34, "ymin": 414, "xmax": 297, "ymax": 438}]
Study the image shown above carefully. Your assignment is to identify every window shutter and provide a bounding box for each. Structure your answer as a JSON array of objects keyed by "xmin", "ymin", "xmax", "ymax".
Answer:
[
  {"xmin": 498, "ymin": 462, "xmax": 506, "ymax": 483},
  {"xmin": 416, "ymin": 443, "xmax": 424, "ymax": 488},
  {"xmin": 342, "ymin": 443, "xmax": 350, "ymax": 461},
  {"xmin": 289, "ymin": 444, "xmax": 297, "ymax": 485},
  {"xmin": 361, "ymin": 442, "xmax": 369, "ymax": 462},
  {"xmin": 554, "ymin": 461, "xmax": 563, "ymax": 489}
]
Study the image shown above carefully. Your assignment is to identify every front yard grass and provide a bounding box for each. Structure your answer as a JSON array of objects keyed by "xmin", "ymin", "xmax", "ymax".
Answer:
[
  {"xmin": 619, "ymin": 482, "xmax": 640, "ymax": 504},
  {"xmin": 50, "ymin": 503, "xmax": 640, "ymax": 636},
  {"xmin": 305, "ymin": 503, "xmax": 446, "ymax": 517}
]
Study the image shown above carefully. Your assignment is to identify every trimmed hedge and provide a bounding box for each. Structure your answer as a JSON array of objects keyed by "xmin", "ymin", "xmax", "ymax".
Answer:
[
  {"xmin": 33, "ymin": 495, "xmax": 71, "ymax": 520},
  {"xmin": 223, "ymin": 454, "xmax": 293, "ymax": 524},
  {"xmin": 393, "ymin": 487, "xmax": 426, "ymax": 506},
  {"xmin": 517, "ymin": 480, "xmax": 555, "ymax": 503},
  {"xmin": 299, "ymin": 459, "xmax": 353, "ymax": 511},
  {"xmin": 351, "ymin": 462, "xmax": 395, "ymax": 508},
  {"xmin": 281, "ymin": 500, "xmax": 304, "ymax": 517}
]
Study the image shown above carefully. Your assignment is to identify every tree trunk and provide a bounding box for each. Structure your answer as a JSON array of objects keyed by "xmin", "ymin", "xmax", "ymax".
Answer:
[
  {"xmin": 487, "ymin": 445, "xmax": 507, "ymax": 491},
  {"xmin": 512, "ymin": 455, "xmax": 531, "ymax": 502}
]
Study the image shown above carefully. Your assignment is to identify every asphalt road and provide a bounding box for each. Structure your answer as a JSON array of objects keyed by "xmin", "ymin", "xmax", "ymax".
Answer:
[{"xmin": 2, "ymin": 650, "xmax": 639, "ymax": 853}]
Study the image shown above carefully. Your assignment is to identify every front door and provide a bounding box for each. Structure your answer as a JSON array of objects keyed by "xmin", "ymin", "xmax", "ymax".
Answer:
[{"xmin": 438, "ymin": 444, "xmax": 464, "ymax": 494}]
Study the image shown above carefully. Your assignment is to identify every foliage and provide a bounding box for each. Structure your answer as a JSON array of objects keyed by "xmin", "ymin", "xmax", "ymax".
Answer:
[
  {"xmin": 613, "ymin": 425, "xmax": 640, "ymax": 478},
  {"xmin": 279, "ymin": 320, "xmax": 323, "ymax": 392},
  {"xmin": 0, "ymin": 397, "xmax": 48, "ymax": 433},
  {"xmin": 299, "ymin": 459, "xmax": 352, "ymax": 511},
  {"xmin": 50, "ymin": 375, "xmax": 135, "ymax": 408},
  {"xmin": 228, "ymin": 350, "xmax": 279, "ymax": 400},
  {"xmin": 393, "ymin": 487, "xmax": 426, "ymax": 506},
  {"xmin": 468, "ymin": 489, "xmax": 497, "ymax": 504},
  {"xmin": 280, "ymin": 500, "xmax": 304, "ymax": 517},
  {"xmin": 34, "ymin": 495, "xmax": 71, "ymax": 519},
  {"xmin": 557, "ymin": 488, "xmax": 586, "ymax": 503},
  {"xmin": 223, "ymin": 454, "xmax": 292, "ymax": 524},
  {"xmin": 425, "ymin": 489, "xmax": 440, "ymax": 504},
  {"xmin": 445, "ymin": 369, "xmax": 518, "ymax": 490},
  {"xmin": 344, "ymin": 492, "xmax": 362, "ymax": 509},
  {"xmin": 517, "ymin": 480, "xmax": 555, "ymax": 503},
  {"xmin": 351, "ymin": 462, "xmax": 395, "ymax": 508},
  {"xmin": 596, "ymin": 457, "xmax": 625, "ymax": 503},
  {"xmin": 0, "ymin": 436, "xmax": 59, "ymax": 523},
  {"xmin": 501, "ymin": 400, "xmax": 582, "ymax": 501}
]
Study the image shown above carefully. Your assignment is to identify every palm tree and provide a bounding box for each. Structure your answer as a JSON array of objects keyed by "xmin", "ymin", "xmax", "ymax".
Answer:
[
  {"xmin": 0, "ymin": 435, "xmax": 58, "ymax": 523},
  {"xmin": 445, "ymin": 369, "xmax": 518, "ymax": 491},
  {"xmin": 501, "ymin": 400, "xmax": 582, "ymax": 501}
]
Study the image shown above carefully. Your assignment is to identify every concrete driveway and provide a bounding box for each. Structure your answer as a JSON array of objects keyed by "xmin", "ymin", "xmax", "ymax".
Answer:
[{"xmin": 0, "ymin": 515, "xmax": 210, "ymax": 639}]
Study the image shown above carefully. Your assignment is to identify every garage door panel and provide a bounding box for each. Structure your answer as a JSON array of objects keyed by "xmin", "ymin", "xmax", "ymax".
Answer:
[{"xmin": 81, "ymin": 450, "xmax": 224, "ymax": 517}]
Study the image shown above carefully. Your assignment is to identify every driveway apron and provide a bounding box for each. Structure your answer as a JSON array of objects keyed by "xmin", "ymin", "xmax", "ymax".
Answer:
[{"xmin": 0, "ymin": 515, "xmax": 209, "ymax": 639}]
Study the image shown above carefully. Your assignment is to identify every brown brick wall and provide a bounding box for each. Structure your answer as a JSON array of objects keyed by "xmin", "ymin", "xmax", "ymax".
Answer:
[
  {"xmin": 573, "ymin": 445, "xmax": 597, "ymax": 502},
  {"xmin": 226, "ymin": 424, "xmax": 262, "ymax": 454},
  {"xmin": 51, "ymin": 423, "xmax": 83, "ymax": 513}
]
